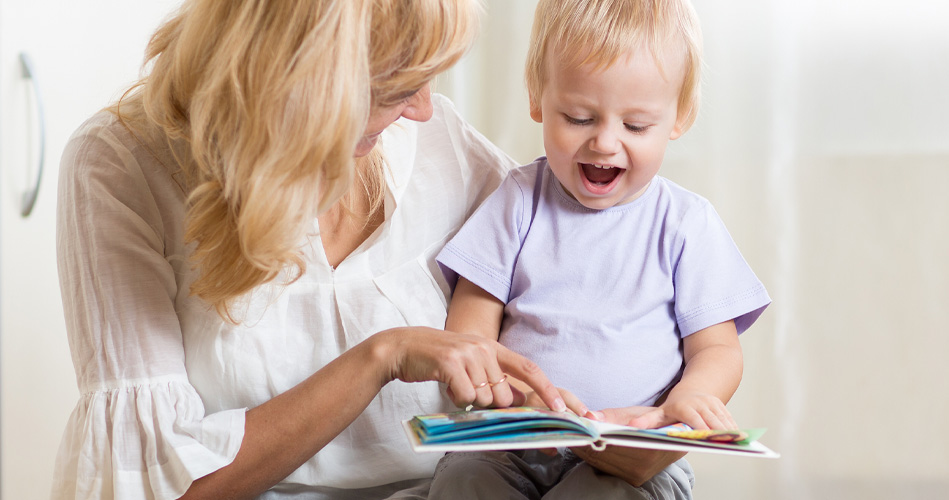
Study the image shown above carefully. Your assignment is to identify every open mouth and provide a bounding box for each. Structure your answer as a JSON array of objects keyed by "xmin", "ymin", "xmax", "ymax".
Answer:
[{"xmin": 579, "ymin": 163, "xmax": 624, "ymax": 194}]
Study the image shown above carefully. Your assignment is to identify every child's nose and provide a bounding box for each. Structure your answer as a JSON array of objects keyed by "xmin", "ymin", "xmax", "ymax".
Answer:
[{"xmin": 589, "ymin": 125, "xmax": 621, "ymax": 155}]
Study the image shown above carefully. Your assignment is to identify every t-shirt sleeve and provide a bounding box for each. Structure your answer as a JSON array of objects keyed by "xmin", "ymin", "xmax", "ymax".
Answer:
[
  {"xmin": 52, "ymin": 117, "xmax": 245, "ymax": 500},
  {"xmin": 435, "ymin": 169, "xmax": 531, "ymax": 303},
  {"xmin": 672, "ymin": 200, "xmax": 771, "ymax": 336}
]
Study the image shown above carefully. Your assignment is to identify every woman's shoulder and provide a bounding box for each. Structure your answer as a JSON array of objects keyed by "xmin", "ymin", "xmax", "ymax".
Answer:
[
  {"xmin": 63, "ymin": 110, "xmax": 142, "ymax": 172},
  {"xmin": 61, "ymin": 111, "xmax": 132, "ymax": 184},
  {"xmin": 62, "ymin": 110, "xmax": 185, "ymax": 194},
  {"xmin": 59, "ymin": 109, "xmax": 187, "ymax": 240}
]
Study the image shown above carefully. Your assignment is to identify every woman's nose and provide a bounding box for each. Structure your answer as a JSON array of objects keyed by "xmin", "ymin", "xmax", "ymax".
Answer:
[{"xmin": 401, "ymin": 83, "xmax": 434, "ymax": 122}]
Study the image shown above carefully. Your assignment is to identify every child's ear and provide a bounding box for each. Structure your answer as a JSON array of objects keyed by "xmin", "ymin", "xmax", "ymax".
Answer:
[
  {"xmin": 529, "ymin": 96, "xmax": 543, "ymax": 123},
  {"xmin": 669, "ymin": 117, "xmax": 685, "ymax": 140}
]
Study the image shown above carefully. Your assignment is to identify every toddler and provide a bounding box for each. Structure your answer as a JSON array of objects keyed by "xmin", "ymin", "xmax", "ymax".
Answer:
[{"xmin": 430, "ymin": 0, "xmax": 770, "ymax": 497}]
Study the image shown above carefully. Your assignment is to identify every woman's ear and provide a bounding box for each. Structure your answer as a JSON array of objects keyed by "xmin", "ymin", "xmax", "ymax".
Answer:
[{"xmin": 529, "ymin": 96, "xmax": 543, "ymax": 123}]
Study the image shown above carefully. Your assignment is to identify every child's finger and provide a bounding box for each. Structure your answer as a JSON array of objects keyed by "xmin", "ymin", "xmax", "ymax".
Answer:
[
  {"xmin": 698, "ymin": 401, "xmax": 737, "ymax": 430},
  {"xmin": 626, "ymin": 408, "xmax": 673, "ymax": 429},
  {"xmin": 723, "ymin": 413, "xmax": 738, "ymax": 430},
  {"xmin": 716, "ymin": 407, "xmax": 738, "ymax": 430},
  {"xmin": 693, "ymin": 408, "xmax": 721, "ymax": 430}
]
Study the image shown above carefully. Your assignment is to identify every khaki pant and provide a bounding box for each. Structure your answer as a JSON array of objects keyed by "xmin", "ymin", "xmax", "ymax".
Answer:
[{"xmin": 430, "ymin": 449, "xmax": 694, "ymax": 500}]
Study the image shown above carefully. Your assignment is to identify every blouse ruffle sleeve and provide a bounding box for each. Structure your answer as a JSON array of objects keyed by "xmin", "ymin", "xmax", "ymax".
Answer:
[{"xmin": 51, "ymin": 115, "xmax": 245, "ymax": 500}]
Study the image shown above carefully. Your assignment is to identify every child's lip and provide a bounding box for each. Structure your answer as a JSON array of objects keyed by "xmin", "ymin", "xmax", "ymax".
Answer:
[
  {"xmin": 577, "ymin": 162, "xmax": 625, "ymax": 195},
  {"xmin": 580, "ymin": 162, "xmax": 626, "ymax": 170}
]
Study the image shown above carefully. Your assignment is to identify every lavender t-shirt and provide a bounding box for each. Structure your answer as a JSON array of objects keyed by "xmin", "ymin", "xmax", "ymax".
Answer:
[{"xmin": 437, "ymin": 158, "xmax": 770, "ymax": 411}]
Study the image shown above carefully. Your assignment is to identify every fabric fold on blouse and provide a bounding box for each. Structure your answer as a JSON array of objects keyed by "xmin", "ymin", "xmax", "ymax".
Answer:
[{"xmin": 53, "ymin": 377, "xmax": 244, "ymax": 500}]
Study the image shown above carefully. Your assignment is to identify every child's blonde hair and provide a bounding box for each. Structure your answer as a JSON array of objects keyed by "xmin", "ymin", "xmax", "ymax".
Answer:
[
  {"xmin": 113, "ymin": 0, "xmax": 479, "ymax": 321},
  {"xmin": 525, "ymin": 0, "xmax": 703, "ymax": 132}
]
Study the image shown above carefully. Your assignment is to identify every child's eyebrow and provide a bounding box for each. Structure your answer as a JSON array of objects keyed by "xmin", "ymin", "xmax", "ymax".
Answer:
[
  {"xmin": 622, "ymin": 108, "xmax": 666, "ymax": 120},
  {"xmin": 558, "ymin": 91, "xmax": 666, "ymax": 115},
  {"xmin": 561, "ymin": 100, "xmax": 665, "ymax": 120}
]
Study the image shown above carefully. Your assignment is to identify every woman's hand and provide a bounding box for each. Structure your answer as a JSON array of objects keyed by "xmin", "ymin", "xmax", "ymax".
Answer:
[
  {"xmin": 570, "ymin": 406, "xmax": 686, "ymax": 487},
  {"xmin": 377, "ymin": 327, "xmax": 567, "ymax": 412},
  {"xmin": 522, "ymin": 384, "xmax": 594, "ymax": 418}
]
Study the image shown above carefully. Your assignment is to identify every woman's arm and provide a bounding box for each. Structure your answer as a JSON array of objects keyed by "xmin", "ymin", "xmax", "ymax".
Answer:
[
  {"xmin": 183, "ymin": 326, "xmax": 566, "ymax": 499},
  {"xmin": 181, "ymin": 333, "xmax": 391, "ymax": 499}
]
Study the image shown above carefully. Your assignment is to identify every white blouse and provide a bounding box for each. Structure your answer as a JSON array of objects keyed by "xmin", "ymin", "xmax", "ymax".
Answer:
[{"xmin": 52, "ymin": 94, "xmax": 514, "ymax": 499}]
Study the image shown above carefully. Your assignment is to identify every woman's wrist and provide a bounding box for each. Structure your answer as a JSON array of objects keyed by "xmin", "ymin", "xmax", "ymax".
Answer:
[{"xmin": 363, "ymin": 327, "xmax": 402, "ymax": 386}]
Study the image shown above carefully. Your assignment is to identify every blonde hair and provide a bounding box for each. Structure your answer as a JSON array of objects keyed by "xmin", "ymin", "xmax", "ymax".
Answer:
[
  {"xmin": 525, "ymin": 0, "xmax": 703, "ymax": 132},
  {"xmin": 113, "ymin": 0, "xmax": 479, "ymax": 321}
]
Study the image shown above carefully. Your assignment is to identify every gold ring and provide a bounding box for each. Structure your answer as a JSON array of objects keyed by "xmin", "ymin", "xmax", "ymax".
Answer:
[
  {"xmin": 474, "ymin": 381, "xmax": 489, "ymax": 389},
  {"xmin": 488, "ymin": 374, "xmax": 508, "ymax": 387}
]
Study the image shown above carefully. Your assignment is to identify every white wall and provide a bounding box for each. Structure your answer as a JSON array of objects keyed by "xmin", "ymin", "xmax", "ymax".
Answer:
[{"xmin": 442, "ymin": 1, "xmax": 949, "ymax": 498}]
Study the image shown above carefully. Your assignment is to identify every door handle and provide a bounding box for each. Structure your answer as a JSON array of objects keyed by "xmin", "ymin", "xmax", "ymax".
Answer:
[{"xmin": 18, "ymin": 52, "xmax": 46, "ymax": 218}]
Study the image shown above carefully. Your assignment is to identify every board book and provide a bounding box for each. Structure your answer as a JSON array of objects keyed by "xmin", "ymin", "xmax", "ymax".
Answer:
[{"xmin": 403, "ymin": 407, "xmax": 778, "ymax": 458}]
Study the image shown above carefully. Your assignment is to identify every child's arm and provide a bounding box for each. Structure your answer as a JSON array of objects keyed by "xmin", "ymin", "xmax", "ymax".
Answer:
[
  {"xmin": 445, "ymin": 277, "xmax": 505, "ymax": 340},
  {"xmin": 446, "ymin": 277, "xmax": 589, "ymax": 416},
  {"xmin": 627, "ymin": 320, "xmax": 743, "ymax": 430}
]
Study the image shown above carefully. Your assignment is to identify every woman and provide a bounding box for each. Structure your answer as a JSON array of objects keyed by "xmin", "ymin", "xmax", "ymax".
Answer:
[{"xmin": 53, "ymin": 1, "xmax": 682, "ymax": 498}]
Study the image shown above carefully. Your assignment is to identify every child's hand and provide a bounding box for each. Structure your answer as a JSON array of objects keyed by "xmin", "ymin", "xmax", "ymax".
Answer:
[
  {"xmin": 625, "ymin": 391, "xmax": 737, "ymax": 430},
  {"xmin": 524, "ymin": 386, "xmax": 601, "ymax": 420}
]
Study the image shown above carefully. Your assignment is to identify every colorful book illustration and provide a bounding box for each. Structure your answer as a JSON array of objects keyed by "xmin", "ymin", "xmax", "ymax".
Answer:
[{"xmin": 403, "ymin": 407, "xmax": 779, "ymax": 458}]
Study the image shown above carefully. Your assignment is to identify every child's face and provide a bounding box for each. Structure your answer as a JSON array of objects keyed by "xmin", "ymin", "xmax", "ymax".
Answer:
[{"xmin": 531, "ymin": 45, "xmax": 685, "ymax": 210}]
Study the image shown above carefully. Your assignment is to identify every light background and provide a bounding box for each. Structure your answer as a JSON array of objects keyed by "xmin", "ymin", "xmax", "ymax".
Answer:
[
  {"xmin": 440, "ymin": 1, "xmax": 949, "ymax": 499},
  {"xmin": 1, "ymin": 1, "xmax": 946, "ymax": 499}
]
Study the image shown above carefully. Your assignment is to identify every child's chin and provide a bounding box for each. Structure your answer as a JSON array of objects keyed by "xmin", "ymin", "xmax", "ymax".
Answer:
[{"xmin": 574, "ymin": 194, "xmax": 617, "ymax": 211}]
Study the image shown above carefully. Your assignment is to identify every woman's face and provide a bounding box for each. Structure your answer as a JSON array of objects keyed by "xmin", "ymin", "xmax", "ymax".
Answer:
[{"xmin": 355, "ymin": 83, "xmax": 434, "ymax": 157}]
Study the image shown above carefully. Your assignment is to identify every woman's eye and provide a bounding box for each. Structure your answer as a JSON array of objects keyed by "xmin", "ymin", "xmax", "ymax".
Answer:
[
  {"xmin": 625, "ymin": 123, "xmax": 649, "ymax": 134},
  {"xmin": 397, "ymin": 89, "xmax": 420, "ymax": 103},
  {"xmin": 564, "ymin": 115, "xmax": 591, "ymax": 126}
]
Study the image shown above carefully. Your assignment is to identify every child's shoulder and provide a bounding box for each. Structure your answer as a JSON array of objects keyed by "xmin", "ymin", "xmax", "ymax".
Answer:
[
  {"xmin": 510, "ymin": 156, "xmax": 547, "ymax": 176},
  {"xmin": 502, "ymin": 156, "xmax": 548, "ymax": 188},
  {"xmin": 654, "ymin": 175, "xmax": 713, "ymax": 211}
]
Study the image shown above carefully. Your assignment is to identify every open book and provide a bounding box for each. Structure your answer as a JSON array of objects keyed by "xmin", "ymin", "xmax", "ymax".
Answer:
[{"xmin": 403, "ymin": 407, "xmax": 778, "ymax": 458}]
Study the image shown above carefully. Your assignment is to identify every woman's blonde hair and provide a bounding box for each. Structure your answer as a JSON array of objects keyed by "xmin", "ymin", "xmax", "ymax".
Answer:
[
  {"xmin": 525, "ymin": 0, "xmax": 703, "ymax": 133},
  {"xmin": 114, "ymin": 0, "xmax": 479, "ymax": 321}
]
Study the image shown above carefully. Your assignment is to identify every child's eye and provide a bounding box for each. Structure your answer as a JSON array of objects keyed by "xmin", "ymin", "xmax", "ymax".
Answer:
[
  {"xmin": 625, "ymin": 123, "xmax": 649, "ymax": 134},
  {"xmin": 564, "ymin": 114, "xmax": 592, "ymax": 126}
]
